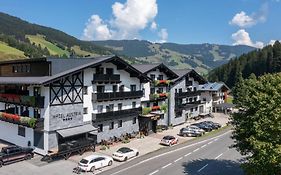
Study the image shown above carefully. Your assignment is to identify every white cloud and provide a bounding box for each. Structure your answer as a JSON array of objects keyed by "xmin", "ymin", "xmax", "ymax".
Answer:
[
  {"xmin": 150, "ymin": 21, "xmax": 157, "ymax": 30},
  {"xmin": 82, "ymin": 15, "xmax": 112, "ymax": 41},
  {"xmin": 157, "ymin": 28, "xmax": 168, "ymax": 43},
  {"xmin": 231, "ymin": 29, "xmax": 264, "ymax": 48},
  {"xmin": 229, "ymin": 3, "xmax": 268, "ymax": 28},
  {"xmin": 82, "ymin": 0, "xmax": 158, "ymax": 40}
]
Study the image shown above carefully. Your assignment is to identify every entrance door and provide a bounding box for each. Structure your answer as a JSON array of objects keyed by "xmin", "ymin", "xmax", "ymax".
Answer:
[{"xmin": 152, "ymin": 120, "xmax": 157, "ymax": 133}]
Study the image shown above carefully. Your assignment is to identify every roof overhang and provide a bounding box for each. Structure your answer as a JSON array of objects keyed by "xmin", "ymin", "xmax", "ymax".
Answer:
[{"xmin": 57, "ymin": 124, "xmax": 98, "ymax": 138}]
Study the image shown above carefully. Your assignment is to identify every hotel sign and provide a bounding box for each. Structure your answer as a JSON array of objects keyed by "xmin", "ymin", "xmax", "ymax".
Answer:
[{"xmin": 49, "ymin": 104, "xmax": 84, "ymax": 131}]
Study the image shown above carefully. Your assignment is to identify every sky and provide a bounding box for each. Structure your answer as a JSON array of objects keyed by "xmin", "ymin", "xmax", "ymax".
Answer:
[{"xmin": 0, "ymin": 0, "xmax": 281, "ymax": 48}]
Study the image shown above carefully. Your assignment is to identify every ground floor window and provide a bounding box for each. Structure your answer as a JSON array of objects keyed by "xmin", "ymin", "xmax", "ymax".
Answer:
[
  {"xmin": 118, "ymin": 120, "xmax": 122, "ymax": 128},
  {"xmin": 34, "ymin": 130, "xmax": 44, "ymax": 149},
  {"xmin": 98, "ymin": 124, "xmax": 103, "ymax": 132},
  {"xmin": 133, "ymin": 117, "xmax": 137, "ymax": 124},
  {"xmin": 18, "ymin": 126, "xmax": 25, "ymax": 137},
  {"xmin": 109, "ymin": 122, "xmax": 114, "ymax": 130}
]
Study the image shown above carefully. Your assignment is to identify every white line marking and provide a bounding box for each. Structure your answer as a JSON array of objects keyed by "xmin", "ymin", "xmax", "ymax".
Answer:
[
  {"xmin": 193, "ymin": 148, "xmax": 200, "ymax": 152},
  {"xmin": 197, "ymin": 164, "xmax": 209, "ymax": 172},
  {"xmin": 215, "ymin": 153, "xmax": 223, "ymax": 160},
  {"xmin": 174, "ymin": 157, "xmax": 183, "ymax": 162},
  {"xmin": 208, "ymin": 141, "xmax": 213, "ymax": 144},
  {"xmin": 201, "ymin": 145, "xmax": 206, "ymax": 148},
  {"xmin": 148, "ymin": 170, "xmax": 159, "ymax": 175},
  {"xmin": 110, "ymin": 130, "xmax": 231, "ymax": 175},
  {"xmin": 184, "ymin": 153, "xmax": 191, "ymax": 157},
  {"xmin": 162, "ymin": 163, "xmax": 172, "ymax": 169},
  {"xmin": 214, "ymin": 138, "xmax": 218, "ymax": 141}
]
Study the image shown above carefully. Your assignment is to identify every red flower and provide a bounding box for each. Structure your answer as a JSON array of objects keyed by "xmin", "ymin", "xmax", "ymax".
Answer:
[
  {"xmin": 159, "ymin": 80, "xmax": 167, "ymax": 84},
  {"xmin": 2, "ymin": 113, "xmax": 20, "ymax": 121},
  {"xmin": 159, "ymin": 93, "xmax": 167, "ymax": 97},
  {"xmin": 152, "ymin": 106, "xmax": 160, "ymax": 110}
]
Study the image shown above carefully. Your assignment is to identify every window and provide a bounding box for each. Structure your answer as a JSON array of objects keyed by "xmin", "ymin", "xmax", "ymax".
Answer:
[
  {"xmin": 34, "ymin": 108, "xmax": 40, "ymax": 118},
  {"xmin": 193, "ymin": 87, "xmax": 197, "ymax": 91},
  {"xmin": 175, "ymin": 89, "xmax": 178, "ymax": 93},
  {"xmin": 195, "ymin": 107, "xmax": 198, "ymax": 111},
  {"xmin": 106, "ymin": 104, "xmax": 114, "ymax": 112},
  {"xmin": 18, "ymin": 126, "xmax": 25, "ymax": 137},
  {"xmin": 179, "ymin": 88, "xmax": 182, "ymax": 93},
  {"xmin": 150, "ymin": 74, "xmax": 155, "ymax": 80},
  {"xmin": 106, "ymin": 68, "xmax": 114, "ymax": 75},
  {"xmin": 118, "ymin": 103, "xmax": 122, "ymax": 110},
  {"xmin": 109, "ymin": 122, "xmax": 114, "ymax": 130},
  {"xmin": 158, "ymin": 75, "xmax": 164, "ymax": 80},
  {"xmin": 142, "ymin": 88, "xmax": 145, "ymax": 97},
  {"xmin": 33, "ymin": 87, "xmax": 40, "ymax": 96},
  {"xmin": 96, "ymin": 67, "xmax": 104, "ymax": 74},
  {"xmin": 130, "ymin": 85, "xmax": 136, "ymax": 91},
  {"xmin": 13, "ymin": 65, "xmax": 18, "ymax": 73},
  {"xmin": 132, "ymin": 101, "xmax": 136, "ymax": 108},
  {"xmin": 133, "ymin": 117, "xmax": 137, "ymax": 124},
  {"xmin": 83, "ymin": 107, "xmax": 88, "ymax": 114},
  {"xmin": 97, "ymin": 86, "xmax": 105, "ymax": 93},
  {"xmin": 194, "ymin": 97, "xmax": 197, "ymax": 101},
  {"xmin": 203, "ymin": 98, "xmax": 206, "ymax": 102},
  {"xmin": 189, "ymin": 98, "xmax": 193, "ymax": 102},
  {"xmin": 158, "ymin": 88, "xmax": 163, "ymax": 93},
  {"xmin": 191, "ymin": 108, "xmax": 194, "ymax": 112},
  {"xmin": 119, "ymin": 85, "xmax": 124, "ymax": 92},
  {"xmin": 150, "ymin": 88, "xmax": 155, "ymax": 94},
  {"xmin": 146, "ymin": 103, "xmax": 150, "ymax": 107},
  {"xmin": 97, "ymin": 105, "xmax": 103, "ymax": 113},
  {"xmin": 83, "ymin": 86, "xmax": 88, "ymax": 95},
  {"xmin": 118, "ymin": 120, "xmax": 122, "ymax": 128},
  {"xmin": 98, "ymin": 124, "xmax": 103, "ymax": 132},
  {"xmin": 26, "ymin": 64, "xmax": 30, "ymax": 73},
  {"xmin": 113, "ymin": 85, "xmax": 117, "ymax": 92}
]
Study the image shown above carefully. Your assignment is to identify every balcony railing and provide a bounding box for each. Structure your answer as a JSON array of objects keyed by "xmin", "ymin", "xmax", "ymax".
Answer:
[
  {"xmin": 92, "ymin": 91, "xmax": 143, "ymax": 102},
  {"xmin": 0, "ymin": 112, "xmax": 44, "ymax": 129},
  {"xmin": 0, "ymin": 94, "xmax": 44, "ymax": 108},
  {"xmin": 175, "ymin": 91, "xmax": 201, "ymax": 98},
  {"xmin": 92, "ymin": 74, "xmax": 121, "ymax": 84},
  {"xmin": 149, "ymin": 93, "xmax": 169, "ymax": 101},
  {"xmin": 92, "ymin": 107, "xmax": 142, "ymax": 122}
]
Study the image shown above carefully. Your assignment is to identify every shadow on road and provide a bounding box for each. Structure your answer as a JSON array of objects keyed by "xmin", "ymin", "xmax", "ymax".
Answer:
[{"xmin": 182, "ymin": 159, "xmax": 244, "ymax": 175}]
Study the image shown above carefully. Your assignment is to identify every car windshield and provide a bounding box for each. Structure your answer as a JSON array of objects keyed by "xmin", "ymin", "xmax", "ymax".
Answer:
[
  {"xmin": 117, "ymin": 147, "xmax": 130, "ymax": 153},
  {"xmin": 80, "ymin": 159, "xmax": 89, "ymax": 164},
  {"xmin": 163, "ymin": 136, "xmax": 174, "ymax": 140}
]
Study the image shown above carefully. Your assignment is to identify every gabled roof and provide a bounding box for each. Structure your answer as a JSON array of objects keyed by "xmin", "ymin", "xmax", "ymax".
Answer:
[
  {"xmin": 132, "ymin": 63, "xmax": 178, "ymax": 80},
  {"xmin": 172, "ymin": 69, "xmax": 207, "ymax": 85},
  {"xmin": 0, "ymin": 55, "xmax": 150, "ymax": 85},
  {"xmin": 198, "ymin": 82, "xmax": 230, "ymax": 92}
]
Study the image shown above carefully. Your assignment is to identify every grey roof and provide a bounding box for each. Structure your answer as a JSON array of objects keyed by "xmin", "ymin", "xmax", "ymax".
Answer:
[
  {"xmin": 198, "ymin": 82, "xmax": 230, "ymax": 91},
  {"xmin": 0, "ymin": 55, "xmax": 150, "ymax": 85},
  {"xmin": 172, "ymin": 69, "xmax": 192, "ymax": 82},
  {"xmin": 132, "ymin": 63, "xmax": 161, "ymax": 73},
  {"xmin": 57, "ymin": 124, "xmax": 97, "ymax": 138}
]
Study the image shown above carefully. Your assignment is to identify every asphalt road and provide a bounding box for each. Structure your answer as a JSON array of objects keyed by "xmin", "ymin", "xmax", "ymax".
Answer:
[{"xmin": 98, "ymin": 129, "xmax": 244, "ymax": 175}]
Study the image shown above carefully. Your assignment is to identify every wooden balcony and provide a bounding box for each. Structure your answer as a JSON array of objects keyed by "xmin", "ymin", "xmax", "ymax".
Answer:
[
  {"xmin": 92, "ymin": 74, "xmax": 121, "ymax": 84},
  {"xmin": 149, "ymin": 93, "xmax": 169, "ymax": 101},
  {"xmin": 92, "ymin": 91, "xmax": 143, "ymax": 102},
  {"xmin": 0, "ymin": 93, "xmax": 44, "ymax": 108},
  {"xmin": 92, "ymin": 107, "xmax": 142, "ymax": 122}
]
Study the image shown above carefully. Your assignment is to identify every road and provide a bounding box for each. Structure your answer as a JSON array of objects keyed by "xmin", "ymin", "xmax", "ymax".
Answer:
[{"xmin": 98, "ymin": 129, "xmax": 244, "ymax": 175}]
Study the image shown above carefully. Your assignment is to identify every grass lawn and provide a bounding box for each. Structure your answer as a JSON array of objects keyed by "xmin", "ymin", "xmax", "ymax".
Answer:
[
  {"xmin": 26, "ymin": 34, "xmax": 69, "ymax": 56},
  {"xmin": 0, "ymin": 42, "xmax": 26, "ymax": 60},
  {"xmin": 71, "ymin": 45, "xmax": 99, "ymax": 57}
]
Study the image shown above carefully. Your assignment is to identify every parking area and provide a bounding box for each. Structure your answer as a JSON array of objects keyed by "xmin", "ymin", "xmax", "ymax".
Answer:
[{"xmin": 0, "ymin": 113, "xmax": 230, "ymax": 175}]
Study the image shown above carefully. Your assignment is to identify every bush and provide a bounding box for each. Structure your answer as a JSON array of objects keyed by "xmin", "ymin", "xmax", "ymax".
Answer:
[{"xmin": 142, "ymin": 107, "xmax": 151, "ymax": 115}]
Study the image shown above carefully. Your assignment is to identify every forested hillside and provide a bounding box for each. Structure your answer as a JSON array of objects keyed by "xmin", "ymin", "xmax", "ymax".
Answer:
[{"xmin": 208, "ymin": 41, "xmax": 281, "ymax": 88}]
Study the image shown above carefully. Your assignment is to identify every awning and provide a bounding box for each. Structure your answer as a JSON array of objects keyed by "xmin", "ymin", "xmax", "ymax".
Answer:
[
  {"xmin": 57, "ymin": 124, "xmax": 98, "ymax": 138},
  {"xmin": 140, "ymin": 113, "xmax": 161, "ymax": 120}
]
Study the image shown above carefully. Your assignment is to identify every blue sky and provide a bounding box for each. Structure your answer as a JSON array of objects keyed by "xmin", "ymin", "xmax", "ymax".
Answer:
[{"xmin": 0, "ymin": 0, "xmax": 280, "ymax": 47}]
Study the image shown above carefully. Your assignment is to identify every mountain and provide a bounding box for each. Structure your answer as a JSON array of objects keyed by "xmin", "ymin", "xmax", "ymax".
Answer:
[
  {"xmin": 208, "ymin": 41, "xmax": 281, "ymax": 88},
  {"xmin": 0, "ymin": 12, "xmax": 255, "ymax": 73},
  {"xmin": 0, "ymin": 12, "xmax": 112, "ymax": 60},
  {"xmin": 94, "ymin": 40, "xmax": 256, "ymax": 73}
]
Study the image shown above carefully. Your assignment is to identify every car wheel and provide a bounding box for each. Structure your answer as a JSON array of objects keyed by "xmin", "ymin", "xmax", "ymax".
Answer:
[
  {"xmin": 90, "ymin": 166, "xmax": 95, "ymax": 172},
  {"xmin": 169, "ymin": 143, "xmax": 172, "ymax": 147},
  {"xmin": 25, "ymin": 154, "xmax": 32, "ymax": 160},
  {"xmin": 124, "ymin": 157, "xmax": 128, "ymax": 161},
  {"xmin": 184, "ymin": 134, "xmax": 188, "ymax": 137},
  {"xmin": 136, "ymin": 152, "xmax": 139, "ymax": 156},
  {"xmin": 108, "ymin": 160, "xmax": 113, "ymax": 166},
  {"xmin": 0, "ymin": 161, "xmax": 3, "ymax": 168}
]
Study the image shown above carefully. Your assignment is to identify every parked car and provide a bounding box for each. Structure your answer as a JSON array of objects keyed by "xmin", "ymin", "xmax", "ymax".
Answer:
[
  {"xmin": 192, "ymin": 122, "xmax": 213, "ymax": 132},
  {"xmin": 160, "ymin": 135, "xmax": 178, "ymax": 146},
  {"xmin": 0, "ymin": 145, "xmax": 34, "ymax": 167},
  {"xmin": 78, "ymin": 154, "xmax": 113, "ymax": 172},
  {"xmin": 179, "ymin": 125, "xmax": 205, "ymax": 137},
  {"xmin": 202, "ymin": 121, "xmax": 221, "ymax": 129},
  {"xmin": 112, "ymin": 147, "xmax": 139, "ymax": 161}
]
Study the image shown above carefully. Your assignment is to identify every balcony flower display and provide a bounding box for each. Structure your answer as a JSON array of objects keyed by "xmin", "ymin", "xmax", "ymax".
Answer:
[
  {"xmin": 151, "ymin": 106, "xmax": 161, "ymax": 111},
  {"xmin": 0, "ymin": 112, "xmax": 37, "ymax": 128},
  {"xmin": 0, "ymin": 93, "xmax": 43, "ymax": 107},
  {"xmin": 142, "ymin": 107, "xmax": 152, "ymax": 115},
  {"xmin": 153, "ymin": 80, "xmax": 171, "ymax": 86}
]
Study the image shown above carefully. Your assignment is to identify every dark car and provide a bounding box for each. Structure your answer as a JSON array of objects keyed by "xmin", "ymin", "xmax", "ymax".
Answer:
[
  {"xmin": 202, "ymin": 121, "xmax": 221, "ymax": 129},
  {"xmin": 0, "ymin": 145, "xmax": 34, "ymax": 167},
  {"xmin": 192, "ymin": 122, "xmax": 213, "ymax": 132},
  {"xmin": 179, "ymin": 127, "xmax": 203, "ymax": 137}
]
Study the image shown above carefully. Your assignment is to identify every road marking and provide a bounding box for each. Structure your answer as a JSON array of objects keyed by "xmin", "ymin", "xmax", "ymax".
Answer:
[
  {"xmin": 215, "ymin": 153, "xmax": 223, "ymax": 160},
  {"xmin": 148, "ymin": 170, "xmax": 159, "ymax": 175},
  {"xmin": 201, "ymin": 144, "xmax": 206, "ymax": 148},
  {"xmin": 109, "ymin": 130, "xmax": 231, "ymax": 175},
  {"xmin": 193, "ymin": 148, "xmax": 200, "ymax": 152},
  {"xmin": 162, "ymin": 163, "xmax": 172, "ymax": 169},
  {"xmin": 214, "ymin": 138, "xmax": 218, "ymax": 141},
  {"xmin": 174, "ymin": 157, "xmax": 183, "ymax": 162},
  {"xmin": 197, "ymin": 164, "xmax": 209, "ymax": 172},
  {"xmin": 184, "ymin": 153, "xmax": 191, "ymax": 157},
  {"xmin": 208, "ymin": 141, "xmax": 213, "ymax": 144}
]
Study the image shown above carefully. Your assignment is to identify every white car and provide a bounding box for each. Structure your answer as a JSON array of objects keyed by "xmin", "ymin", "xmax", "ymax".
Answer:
[
  {"xmin": 160, "ymin": 135, "xmax": 178, "ymax": 146},
  {"xmin": 78, "ymin": 154, "xmax": 113, "ymax": 172},
  {"xmin": 112, "ymin": 147, "xmax": 139, "ymax": 161}
]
